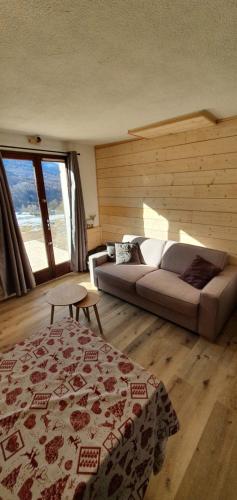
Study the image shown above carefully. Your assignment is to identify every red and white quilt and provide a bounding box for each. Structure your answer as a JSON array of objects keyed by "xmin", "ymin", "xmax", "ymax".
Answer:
[{"xmin": 0, "ymin": 318, "xmax": 179, "ymax": 499}]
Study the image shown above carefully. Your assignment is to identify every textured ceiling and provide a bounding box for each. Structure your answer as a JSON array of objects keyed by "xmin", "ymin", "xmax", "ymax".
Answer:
[{"xmin": 0, "ymin": 0, "xmax": 237, "ymax": 144}]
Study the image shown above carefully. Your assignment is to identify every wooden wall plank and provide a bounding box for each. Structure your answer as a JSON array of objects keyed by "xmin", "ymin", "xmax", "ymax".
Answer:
[
  {"xmin": 100, "ymin": 215, "xmax": 237, "ymax": 242},
  {"xmin": 98, "ymin": 184, "xmax": 237, "ymax": 199},
  {"xmin": 98, "ymin": 169, "xmax": 237, "ymax": 188},
  {"xmin": 98, "ymin": 196, "xmax": 237, "ymax": 212},
  {"xmin": 97, "ymin": 153, "xmax": 237, "ymax": 178},
  {"xmin": 87, "ymin": 226, "xmax": 102, "ymax": 251},
  {"xmin": 97, "ymin": 136, "xmax": 237, "ymax": 169},
  {"xmin": 100, "ymin": 205, "xmax": 237, "ymax": 228}
]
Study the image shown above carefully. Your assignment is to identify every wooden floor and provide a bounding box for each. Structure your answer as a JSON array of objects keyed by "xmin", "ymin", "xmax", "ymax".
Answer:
[{"xmin": 1, "ymin": 272, "xmax": 237, "ymax": 500}]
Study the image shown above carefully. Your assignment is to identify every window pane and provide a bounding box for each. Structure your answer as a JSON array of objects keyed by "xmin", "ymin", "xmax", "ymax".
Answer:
[
  {"xmin": 42, "ymin": 161, "xmax": 70, "ymax": 264},
  {"xmin": 3, "ymin": 158, "xmax": 48, "ymax": 272}
]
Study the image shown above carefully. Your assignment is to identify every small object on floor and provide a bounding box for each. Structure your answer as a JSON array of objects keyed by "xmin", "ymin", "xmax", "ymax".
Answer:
[
  {"xmin": 46, "ymin": 283, "xmax": 87, "ymax": 324},
  {"xmin": 203, "ymin": 378, "xmax": 210, "ymax": 387},
  {"xmin": 74, "ymin": 291, "xmax": 104, "ymax": 337}
]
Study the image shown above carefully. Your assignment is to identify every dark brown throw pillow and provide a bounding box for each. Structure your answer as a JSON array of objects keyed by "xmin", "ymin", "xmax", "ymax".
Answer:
[
  {"xmin": 115, "ymin": 242, "xmax": 141, "ymax": 265},
  {"xmin": 179, "ymin": 255, "xmax": 221, "ymax": 289}
]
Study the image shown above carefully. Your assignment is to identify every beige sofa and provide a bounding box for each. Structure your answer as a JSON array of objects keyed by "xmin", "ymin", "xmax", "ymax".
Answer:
[{"xmin": 89, "ymin": 235, "xmax": 237, "ymax": 341}]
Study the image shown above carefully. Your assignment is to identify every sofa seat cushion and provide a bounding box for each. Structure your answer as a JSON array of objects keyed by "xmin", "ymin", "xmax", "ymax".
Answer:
[
  {"xmin": 95, "ymin": 262, "xmax": 156, "ymax": 291},
  {"xmin": 136, "ymin": 269, "xmax": 201, "ymax": 317}
]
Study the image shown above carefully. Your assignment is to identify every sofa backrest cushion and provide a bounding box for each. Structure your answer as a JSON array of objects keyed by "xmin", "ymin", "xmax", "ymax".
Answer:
[
  {"xmin": 161, "ymin": 241, "xmax": 228, "ymax": 274},
  {"xmin": 122, "ymin": 235, "xmax": 166, "ymax": 268}
]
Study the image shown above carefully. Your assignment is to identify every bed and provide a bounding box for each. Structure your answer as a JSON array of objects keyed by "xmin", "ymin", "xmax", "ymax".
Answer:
[{"xmin": 0, "ymin": 318, "xmax": 179, "ymax": 499}]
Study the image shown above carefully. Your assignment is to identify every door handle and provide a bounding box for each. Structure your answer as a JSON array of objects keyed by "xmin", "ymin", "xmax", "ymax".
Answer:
[
  {"xmin": 48, "ymin": 241, "xmax": 53, "ymax": 246},
  {"xmin": 47, "ymin": 219, "xmax": 51, "ymax": 230}
]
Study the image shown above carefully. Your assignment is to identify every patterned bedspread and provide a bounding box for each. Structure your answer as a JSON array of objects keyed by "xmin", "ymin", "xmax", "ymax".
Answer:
[{"xmin": 0, "ymin": 318, "xmax": 179, "ymax": 499}]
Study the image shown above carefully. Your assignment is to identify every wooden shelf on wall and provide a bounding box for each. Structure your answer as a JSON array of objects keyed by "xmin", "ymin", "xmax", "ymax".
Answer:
[{"xmin": 128, "ymin": 110, "xmax": 217, "ymax": 139}]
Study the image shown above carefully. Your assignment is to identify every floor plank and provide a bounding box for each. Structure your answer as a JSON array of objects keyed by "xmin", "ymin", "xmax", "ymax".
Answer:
[
  {"xmin": 175, "ymin": 402, "xmax": 237, "ymax": 500},
  {"xmin": 0, "ymin": 271, "xmax": 237, "ymax": 500}
]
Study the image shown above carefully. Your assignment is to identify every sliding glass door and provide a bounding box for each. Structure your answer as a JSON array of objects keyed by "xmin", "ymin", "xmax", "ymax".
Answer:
[{"xmin": 2, "ymin": 151, "xmax": 71, "ymax": 284}]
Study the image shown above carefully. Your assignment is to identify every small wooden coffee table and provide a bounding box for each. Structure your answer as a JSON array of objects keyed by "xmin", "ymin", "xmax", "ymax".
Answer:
[
  {"xmin": 47, "ymin": 283, "xmax": 87, "ymax": 324},
  {"xmin": 74, "ymin": 291, "xmax": 104, "ymax": 336}
]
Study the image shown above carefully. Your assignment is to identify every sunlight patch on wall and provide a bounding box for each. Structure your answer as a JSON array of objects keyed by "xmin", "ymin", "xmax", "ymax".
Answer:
[
  {"xmin": 179, "ymin": 230, "xmax": 203, "ymax": 247},
  {"xmin": 142, "ymin": 202, "xmax": 169, "ymax": 239},
  {"xmin": 142, "ymin": 203, "xmax": 205, "ymax": 245},
  {"xmin": 142, "ymin": 203, "xmax": 165, "ymax": 220}
]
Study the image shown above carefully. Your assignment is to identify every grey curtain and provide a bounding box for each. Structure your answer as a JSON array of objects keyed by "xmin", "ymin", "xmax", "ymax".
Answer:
[
  {"xmin": 0, "ymin": 154, "xmax": 35, "ymax": 297},
  {"xmin": 66, "ymin": 151, "xmax": 88, "ymax": 272}
]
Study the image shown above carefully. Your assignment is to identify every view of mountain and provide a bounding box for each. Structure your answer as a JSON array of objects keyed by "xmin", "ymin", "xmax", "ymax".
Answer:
[{"xmin": 3, "ymin": 159, "xmax": 63, "ymax": 212}]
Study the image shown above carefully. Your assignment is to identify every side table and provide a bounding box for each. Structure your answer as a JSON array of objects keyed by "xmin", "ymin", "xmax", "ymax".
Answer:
[
  {"xmin": 46, "ymin": 283, "xmax": 87, "ymax": 324},
  {"xmin": 74, "ymin": 291, "xmax": 104, "ymax": 337}
]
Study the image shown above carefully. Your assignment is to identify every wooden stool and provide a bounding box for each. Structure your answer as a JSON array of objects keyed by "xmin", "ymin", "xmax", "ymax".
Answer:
[{"xmin": 74, "ymin": 291, "xmax": 104, "ymax": 337}]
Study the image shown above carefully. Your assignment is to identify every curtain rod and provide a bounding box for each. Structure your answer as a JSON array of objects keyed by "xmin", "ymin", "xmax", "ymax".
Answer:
[{"xmin": 0, "ymin": 145, "xmax": 80, "ymax": 155}]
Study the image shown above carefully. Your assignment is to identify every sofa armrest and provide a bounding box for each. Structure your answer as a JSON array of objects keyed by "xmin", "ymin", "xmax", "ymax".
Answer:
[
  {"xmin": 88, "ymin": 251, "xmax": 108, "ymax": 287},
  {"xmin": 198, "ymin": 265, "xmax": 237, "ymax": 341}
]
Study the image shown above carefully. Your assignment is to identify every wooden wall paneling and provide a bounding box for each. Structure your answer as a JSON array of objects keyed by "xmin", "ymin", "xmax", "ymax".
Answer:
[
  {"xmin": 96, "ymin": 153, "xmax": 237, "ymax": 179},
  {"xmin": 100, "ymin": 205, "xmax": 237, "ymax": 228},
  {"xmin": 87, "ymin": 226, "xmax": 102, "ymax": 251},
  {"xmin": 98, "ymin": 184, "xmax": 237, "ymax": 199},
  {"xmin": 97, "ymin": 136, "xmax": 237, "ymax": 169},
  {"xmin": 96, "ymin": 117, "xmax": 237, "ymax": 264},
  {"xmin": 102, "ymin": 222, "xmax": 229, "ymax": 246},
  {"xmin": 98, "ymin": 196, "xmax": 237, "ymax": 212},
  {"xmin": 100, "ymin": 215, "xmax": 237, "ymax": 242},
  {"xmin": 97, "ymin": 169, "xmax": 237, "ymax": 188}
]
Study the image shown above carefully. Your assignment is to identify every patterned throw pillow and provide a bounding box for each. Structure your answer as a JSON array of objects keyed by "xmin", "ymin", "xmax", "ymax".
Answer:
[
  {"xmin": 115, "ymin": 242, "xmax": 141, "ymax": 265},
  {"xmin": 179, "ymin": 255, "xmax": 221, "ymax": 289},
  {"xmin": 106, "ymin": 242, "xmax": 116, "ymax": 261}
]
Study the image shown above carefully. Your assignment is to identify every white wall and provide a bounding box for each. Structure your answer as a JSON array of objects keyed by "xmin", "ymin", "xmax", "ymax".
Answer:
[
  {"xmin": 66, "ymin": 142, "xmax": 99, "ymax": 226},
  {"xmin": 0, "ymin": 131, "xmax": 99, "ymax": 226},
  {"xmin": 0, "ymin": 130, "xmax": 67, "ymax": 152}
]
